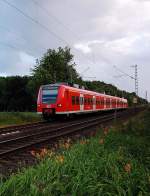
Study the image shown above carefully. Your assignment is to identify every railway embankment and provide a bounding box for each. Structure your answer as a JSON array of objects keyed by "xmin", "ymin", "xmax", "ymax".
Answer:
[{"xmin": 0, "ymin": 108, "xmax": 150, "ymax": 195}]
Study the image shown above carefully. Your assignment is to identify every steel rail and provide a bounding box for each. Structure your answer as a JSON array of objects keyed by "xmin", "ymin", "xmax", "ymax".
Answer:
[
  {"xmin": 0, "ymin": 113, "xmax": 114, "ymax": 145},
  {"xmin": 0, "ymin": 114, "xmax": 116, "ymax": 157},
  {"xmin": 0, "ymin": 107, "xmax": 145, "ymax": 157}
]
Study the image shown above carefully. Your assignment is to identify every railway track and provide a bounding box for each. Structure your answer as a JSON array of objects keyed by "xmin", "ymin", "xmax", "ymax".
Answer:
[{"xmin": 0, "ymin": 108, "xmax": 142, "ymax": 158}]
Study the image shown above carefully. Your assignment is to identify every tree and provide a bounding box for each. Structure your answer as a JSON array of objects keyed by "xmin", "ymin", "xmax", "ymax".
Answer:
[
  {"xmin": 29, "ymin": 47, "xmax": 82, "ymax": 97},
  {"xmin": 0, "ymin": 76, "xmax": 35, "ymax": 111}
]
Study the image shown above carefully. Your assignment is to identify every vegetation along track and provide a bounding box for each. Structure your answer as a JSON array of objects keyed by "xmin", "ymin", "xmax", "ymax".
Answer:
[{"xmin": 0, "ymin": 107, "xmax": 145, "ymax": 158}]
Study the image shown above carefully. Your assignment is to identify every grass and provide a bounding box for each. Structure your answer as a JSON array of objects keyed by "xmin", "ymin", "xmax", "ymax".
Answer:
[
  {"xmin": 0, "ymin": 112, "xmax": 42, "ymax": 127},
  {"xmin": 0, "ymin": 108, "xmax": 150, "ymax": 195}
]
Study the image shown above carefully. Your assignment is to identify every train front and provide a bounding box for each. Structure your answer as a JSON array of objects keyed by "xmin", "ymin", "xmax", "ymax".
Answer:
[{"xmin": 37, "ymin": 85, "xmax": 59, "ymax": 120}]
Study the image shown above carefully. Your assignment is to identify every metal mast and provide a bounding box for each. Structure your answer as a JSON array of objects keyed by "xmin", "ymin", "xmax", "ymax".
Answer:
[
  {"xmin": 131, "ymin": 65, "xmax": 138, "ymax": 96},
  {"xmin": 145, "ymin": 91, "xmax": 148, "ymax": 102},
  {"xmin": 114, "ymin": 65, "xmax": 139, "ymax": 96}
]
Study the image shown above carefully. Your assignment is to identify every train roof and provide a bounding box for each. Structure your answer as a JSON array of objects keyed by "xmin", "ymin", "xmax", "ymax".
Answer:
[{"xmin": 41, "ymin": 83, "xmax": 127, "ymax": 102}]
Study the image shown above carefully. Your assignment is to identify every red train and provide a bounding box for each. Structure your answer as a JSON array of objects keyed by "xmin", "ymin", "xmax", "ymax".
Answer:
[{"xmin": 37, "ymin": 83, "xmax": 128, "ymax": 120}]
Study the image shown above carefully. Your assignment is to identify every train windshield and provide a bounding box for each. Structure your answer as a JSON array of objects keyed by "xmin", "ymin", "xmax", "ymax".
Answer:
[{"xmin": 42, "ymin": 87, "xmax": 58, "ymax": 104}]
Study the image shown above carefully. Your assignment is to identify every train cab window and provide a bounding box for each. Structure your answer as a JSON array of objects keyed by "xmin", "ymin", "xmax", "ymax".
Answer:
[
  {"xmin": 76, "ymin": 96, "xmax": 79, "ymax": 105},
  {"xmin": 42, "ymin": 86, "xmax": 58, "ymax": 104},
  {"xmin": 72, "ymin": 96, "xmax": 75, "ymax": 105}
]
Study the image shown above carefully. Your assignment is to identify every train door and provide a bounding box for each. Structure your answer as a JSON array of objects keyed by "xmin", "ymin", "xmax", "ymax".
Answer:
[
  {"xmin": 110, "ymin": 99, "xmax": 112, "ymax": 109},
  {"xmin": 80, "ymin": 94, "xmax": 84, "ymax": 111},
  {"xmin": 93, "ymin": 96, "xmax": 96, "ymax": 110},
  {"xmin": 104, "ymin": 97, "xmax": 106, "ymax": 109},
  {"xmin": 65, "ymin": 90, "xmax": 69, "ymax": 111}
]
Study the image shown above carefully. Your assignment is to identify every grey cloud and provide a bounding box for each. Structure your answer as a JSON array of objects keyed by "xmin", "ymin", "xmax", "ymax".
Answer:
[{"xmin": 0, "ymin": 0, "xmax": 150, "ymax": 99}]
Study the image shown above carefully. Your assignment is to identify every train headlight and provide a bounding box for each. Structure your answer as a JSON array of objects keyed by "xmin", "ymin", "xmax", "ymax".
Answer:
[{"xmin": 57, "ymin": 104, "xmax": 62, "ymax": 107}]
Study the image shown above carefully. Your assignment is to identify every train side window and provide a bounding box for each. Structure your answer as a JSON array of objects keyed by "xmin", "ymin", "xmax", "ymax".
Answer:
[
  {"xmin": 76, "ymin": 96, "xmax": 79, "ymax": 105},
  {"xmin": 85, "ymin": 98, "xmax": 87, "ymax": 105},
  {"xmin": 102, "ymin": 100, "xmax": 104, "ymax": 105},
  {"xmin": 86, "ymin": 98, "xmax": 88, "ymax": 105},
  {"xmin": 72, "ymin": 96, "xmax": 75, "ymax": 105}
]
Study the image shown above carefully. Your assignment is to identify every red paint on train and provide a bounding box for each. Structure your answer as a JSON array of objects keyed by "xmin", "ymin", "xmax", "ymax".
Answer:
[{"xmin": 37, "ymin": 83, "xmax": 128, "ymax": 119}]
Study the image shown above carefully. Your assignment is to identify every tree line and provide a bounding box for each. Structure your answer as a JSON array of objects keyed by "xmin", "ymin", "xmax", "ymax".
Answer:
[{"xmin": 0, "ymin": 47, "xmax": 147, "ymax": 111}]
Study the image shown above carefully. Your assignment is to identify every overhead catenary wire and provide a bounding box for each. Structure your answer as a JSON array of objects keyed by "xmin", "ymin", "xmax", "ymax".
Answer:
[
  {"xmin": 1, "ymin": 0, "xmax": 70, "ymax": 46},
  {"xmin": 30, "ymin": 0, "xmax": 97, "ymax": 68},
  {"xmin": 31, "ymin": 0, "xmax": 81, "ymax": 41},
  {"xmin": 31, "ymin": 0, "xmax": 96, "ymax": 65},
  {"xmin": 0, "ymin": 41, "xmax": 18, "ymax": 50},
  {"xmin": 113, "ymin": 65, "xmax": 139, "ymax": 97},
  {"xmin": 0, "ymin": 25, "xmax": 47, "ymax": 54},
  {"xmin": 1, "ymin": 0, "xmax": 97, "ymax": 76},
  {"xmin": 0, "ymin": 41, "xmax": 37, "ymax": 59},
  {"xmin": 113, "ymin": 65, "xmax": 135, "ymax": 80}
]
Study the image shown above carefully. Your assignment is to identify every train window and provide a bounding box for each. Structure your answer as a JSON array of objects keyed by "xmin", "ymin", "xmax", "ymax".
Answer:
[
  {"xmin": 102, "ymin": 100, "xmax": 104, "ymax": 105},
  {"xmin": 106, "ymin": 99, "xmax": 110, "ymax": 105},
  {"xmin": 88, "ymin": 98, "xmax": 90, "ymax": 104},
  {"xmin": 90, "ymin": 99, "xmax": 92, "ymax": 104},
  {"xmin": 84, "ymin": 98, "xmax": 87, "ymax": 105},
  {"xmin": 72, "ymin": 96, "xmax": 75, "ymax": 105},
  {"xmin": 76, "ymin": 96, "xmax": 79, "ymax": 105},
  {"xmin": 42, "ymin": 87, "xmax": 58, "ymax": 104}
]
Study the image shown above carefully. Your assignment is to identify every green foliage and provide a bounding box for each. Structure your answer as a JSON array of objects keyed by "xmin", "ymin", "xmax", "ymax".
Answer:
[
  {"xmin": 29, "ymin": 47, "xmax": 82, "ymax": 96},
  {"xmin": 0, "ymin": 47, "xmax": 147, "ymax": 111},
  {"xmin": 84, "ymin": 80, "xmax": 147, "ymax": 106},
  {"xmin": 0, "ymin": 76, "xmax": 35, "ymax": 111},
  {"xmin": 0, "ymin": 112, "xmax": 42, "ymax": 126},
  {"xmin": 0, "ymin": 110, "xmax": 150, "ymax": 195}
]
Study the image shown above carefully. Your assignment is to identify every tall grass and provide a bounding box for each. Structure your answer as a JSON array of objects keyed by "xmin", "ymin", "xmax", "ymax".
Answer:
[
  {"xmin": 0, "ymin": 112, "xmax": 42, "ymax": 127},
  {"xmin": 0, "ymin": 109, "xmax": 150, "ymax": 195}
]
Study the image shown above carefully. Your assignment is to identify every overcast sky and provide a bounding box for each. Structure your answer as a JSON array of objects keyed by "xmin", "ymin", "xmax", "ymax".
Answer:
[{"xmin": 0, "ymin": 0, "xmax": 150, "ymax": 99}]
